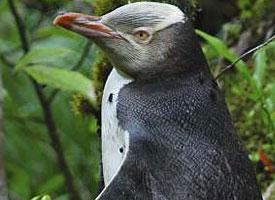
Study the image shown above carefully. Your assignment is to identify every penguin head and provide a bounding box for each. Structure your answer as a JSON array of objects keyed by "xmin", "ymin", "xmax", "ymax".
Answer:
[{"xmin": 54, "ymin": 2, "xmax": 207, "ymax": 79}]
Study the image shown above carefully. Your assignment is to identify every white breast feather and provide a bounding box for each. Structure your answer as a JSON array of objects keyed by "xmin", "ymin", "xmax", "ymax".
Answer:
[{"xmin": 101, "ymin": 68, "xmax": 133, "ymax": 187}]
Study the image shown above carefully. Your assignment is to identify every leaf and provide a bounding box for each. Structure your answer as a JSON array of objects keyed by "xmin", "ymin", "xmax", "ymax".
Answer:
[
  {"xmin": 14, "ymin": 48, "xmax": 77, "ymax": 72},
  {"xmin": 37, "ymin": 174, "xmax": 64, "ymax": 194},
  {"xmin": 249, "ymin": 152, "xmax": 260, "ymax": 162},
  {"xmin": 24, "ymin": 65, "xmax": 96, "ymax": 102},
  {"xmin": 31, "ymin": 196, "xmax": 42, "ymax": 200},
  {"xmin": 265, "ymin": 83, "xmax": 275, "ymax": 112},
  {"xmin": 196, "ymin": 29, "xmax": 261, "ymax": 99},
  {"xmin": 36, "ymin": 26, "xmax": 80, "ymax": 39},
  {"xmin": 6, "ymin": 162, "xmax": 31, "ymax": 198},
  {"xmin": 196, "ymin": 30, "xmax": 247, "ymax": 69},
  {"xmin": 41, "ymin": 195, "xmax": 52, "ymax": 200},
  {"xmin": 253, "ymin": 48, "xmax": 267, "ymax": 88},
  {"xmin": 0, "ymin": 38, "xmax": 17, "ymax": 52},
  {"xmin": 31, "ymin": 195, "xmax": 52, "ymax": 200}
]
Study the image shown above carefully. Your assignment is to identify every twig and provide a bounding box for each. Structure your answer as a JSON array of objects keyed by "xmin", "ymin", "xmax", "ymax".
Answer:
[
  {"xmin": 215, "ymin": 35, "xmax": 275, "ymax": 80},
  {"xmin": 71, "ymin": 41, "xmax": 92, "ymax": 71},
  {"xmin": 47, "ymin": 90, "xmax": 59, "ymax": 104},
  {"xmin": 47, "ymin": 41, "xmax": 92, "ymax": 103},
  {"xmin": 32, "ymin": 80, "xmax": 81, "ymax": 200},
  {"xmin": 7, "ymin": 0, "xmax": 29, "ymax": 53},
  {"xmin": 1, "ymin": 37, "xmax": 47, "ymax": 58},
  {"xmin": 7, "ymin": 0, "xmax": 81, "ymax": 199}
]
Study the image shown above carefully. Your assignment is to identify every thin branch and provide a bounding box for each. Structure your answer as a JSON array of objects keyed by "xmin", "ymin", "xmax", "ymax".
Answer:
[
  {"xmin": 215, "ymin": 35, "xmax": 275, "ymax": 80},
  {"xmin": 1, "ymin": 36, "xmax": 46, "ymax": 57},
  {"xmin": 32, "ymin": 80, "xmax": 81, "ymax": 200},
  {"xmin": 47, "ymin": 41, "xmax": 92, "ymax": 103},
  {"xmin": 71, "ymin": 41, "xmax": 92, "ymax": 71},
  {"xmin": 7, "ymin": 0, "xmax": 81, "ymax": 199},
  {"xmin": 7, "ymin": 0, "xmax": 29, "ymax": 53},
  {"xmin": 47, "ymin": 90, "xmax": 59, "ymax": 104}
]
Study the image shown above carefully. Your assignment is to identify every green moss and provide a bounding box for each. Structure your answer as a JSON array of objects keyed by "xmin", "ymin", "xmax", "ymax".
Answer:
[
  {"xmin": 70, "ymin": 93, "xmax": 99, "ymax": 116},
  {"xmin": 94, "ymin": 0, "xmax": 198, "ymax": 16},
  {"xmin": 91, "ymin": 50, "xmax": 112, "ymax": 107},
  {"xmin": 238, "ymin": 0, "xmax": 275, "ymax": 26},
  {"xmin": 94, "ymin": 0, "xmax": 129, "ymax": 16}
]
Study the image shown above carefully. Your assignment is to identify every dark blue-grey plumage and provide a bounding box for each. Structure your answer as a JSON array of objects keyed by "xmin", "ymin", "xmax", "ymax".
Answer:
[
  {"xmin": 98, "ymin": 70, "xmax": 262, "ymax": 200},
  {"xmin": 53, "ymin": 3, "xmax": 263, "ymax": 199},
  {"xmin": 96, "ymin": 20, "xmax": 262, "ymax": 200}
]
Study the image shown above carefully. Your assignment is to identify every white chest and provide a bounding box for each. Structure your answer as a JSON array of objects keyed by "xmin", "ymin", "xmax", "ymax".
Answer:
[{"xmin": 101, "ymin": 68, "xmax": 132, "ymax": 186}]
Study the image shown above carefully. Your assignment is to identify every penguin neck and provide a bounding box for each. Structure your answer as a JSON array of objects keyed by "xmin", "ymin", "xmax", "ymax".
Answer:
[
  {"xmin": 136, "ymin": 21, "xmax": 211, "ymax": 81},
  {"xmin": 168, "ymin": 21, "xmax": 210, "ymax": 76}
]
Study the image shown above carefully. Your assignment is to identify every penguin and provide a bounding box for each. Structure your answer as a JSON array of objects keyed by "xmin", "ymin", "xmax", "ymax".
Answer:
[{"xmin": 53, "ymin": 2, "xmax": 262, "ymax": 200}]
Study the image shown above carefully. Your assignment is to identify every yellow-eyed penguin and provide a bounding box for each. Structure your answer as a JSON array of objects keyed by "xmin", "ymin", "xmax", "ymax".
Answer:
[{"xmin": 53, "ymin": 2, "xmax": 262, "ymax": 200}]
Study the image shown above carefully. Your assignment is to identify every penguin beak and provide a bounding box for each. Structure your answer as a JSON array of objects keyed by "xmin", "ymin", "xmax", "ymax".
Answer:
[{"xmin": 53, "ymin": 12, "xmax": 121, "ymax": 39}]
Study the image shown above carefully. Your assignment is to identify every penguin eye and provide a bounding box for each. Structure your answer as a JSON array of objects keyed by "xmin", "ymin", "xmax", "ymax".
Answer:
[{"xmin": 133, "ymin": 30, "xmax": 150, "ymax": 42}]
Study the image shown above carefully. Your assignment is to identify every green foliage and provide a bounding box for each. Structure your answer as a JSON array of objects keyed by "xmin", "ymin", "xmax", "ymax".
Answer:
[
  {"xmin": 198, "ymin": 29, "xmax": 275, "ymax": 189},
  {"xmin": 14, "ymin": 48, "xmax": 77, "ymax": 72},
  {"xmin": 94, "ymin": 0, "xmax": 197, "ymax": 16},
  {"xmin": 70, "ymin": 94, "xmax": 98, "ymax": 116},
  {"xmin": 196, "ymin": 30, "xmax": 248, "ymax": 69},
  {"xmin": 238, "ymin": 0, "xmax": 275, "ymax": 22},
  {"xmin": 91, "ymin": 51, "xmax": 112, "ymax": 107},
  {"xmin": 24, "ymin": 65, "xmax": 95, "ymax": 102},
  {"xmin": 31, "ymin": 194, "xmax": 52, "ymax": 200},
  {"xmin": 1, "ymin": 0, "xmax": 275, "ymax": 199},
  {"xmin": 196, "ymin": 29, "xmax": 259, "ymax": 97},
  {"xmin": 0, "ymin": 0, "xmax": 99, "ymax": 199}
]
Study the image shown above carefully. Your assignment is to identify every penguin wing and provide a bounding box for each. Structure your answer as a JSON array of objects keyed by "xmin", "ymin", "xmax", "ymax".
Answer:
[
  {"xmin": 96, "ymin": 127, "xmax": 172, "ymax": 200},
  {"xmin": 96, "ymin": 78, "xmax": 263, "ymax": 200},
  {"xmin": 95, "ymin": 123, "xmax": 262, "ymax": 200}
]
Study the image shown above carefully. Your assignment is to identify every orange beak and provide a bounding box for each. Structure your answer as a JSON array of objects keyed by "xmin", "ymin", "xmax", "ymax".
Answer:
[{"xmin": 53, "ymin": 12, "xmax": 121, "ymax": 39}]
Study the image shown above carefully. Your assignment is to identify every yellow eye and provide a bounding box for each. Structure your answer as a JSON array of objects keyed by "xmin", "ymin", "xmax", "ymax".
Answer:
[{"xmin": 134, "ymin": 30, "xmax": 150, "ymax": 41}]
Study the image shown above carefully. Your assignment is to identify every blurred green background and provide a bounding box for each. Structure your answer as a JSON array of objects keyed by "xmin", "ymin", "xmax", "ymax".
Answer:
[{"xmin": 0, "ymin": 0, "xmax": 274, "ymax": 199}]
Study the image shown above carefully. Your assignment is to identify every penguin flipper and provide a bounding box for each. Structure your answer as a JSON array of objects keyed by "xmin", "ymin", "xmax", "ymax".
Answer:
[{"xmin": 96, "ymin": 130, "xmax": 168, "ymax": 200}]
